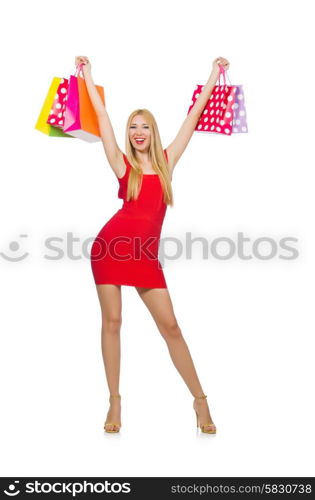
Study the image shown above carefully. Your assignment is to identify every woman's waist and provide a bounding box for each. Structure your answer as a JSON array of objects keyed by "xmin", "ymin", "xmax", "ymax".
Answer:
[{"xmin": 115, "ymin": 207, "xmax": 166, "ymax": 223}]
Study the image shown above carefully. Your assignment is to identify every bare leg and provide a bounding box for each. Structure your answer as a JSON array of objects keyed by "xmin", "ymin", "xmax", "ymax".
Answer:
[
  {"xmin": 135, "ymin": 286, "xmax": 216, "ymax": 431},
  {"xmin": 95, "ymin": 284, "xmax": 122, "ymax": 431}
]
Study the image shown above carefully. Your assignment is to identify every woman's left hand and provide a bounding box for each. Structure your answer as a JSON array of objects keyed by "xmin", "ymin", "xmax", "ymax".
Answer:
[
  {"xmin": 212, "ymin": 57, "xmax": 230, "ymax": 75},
  {"xmin": 75, "ymin": 56, "xmax": 92, "ymax": 75}
]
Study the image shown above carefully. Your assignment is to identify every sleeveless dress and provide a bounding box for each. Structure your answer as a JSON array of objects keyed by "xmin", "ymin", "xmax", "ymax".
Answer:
[{"xmin": 90, "ymin": 149, "xmax": 169, "ymax": 288}]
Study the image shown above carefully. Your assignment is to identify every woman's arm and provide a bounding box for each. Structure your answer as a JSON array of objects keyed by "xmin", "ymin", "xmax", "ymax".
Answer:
[
  {"xmin": 75, "ymin": 56, "xmax": 125, "ymax": 178},
  {"xmin": 166, "ymin": 57, "xmax": 230, "ymax": 175}
]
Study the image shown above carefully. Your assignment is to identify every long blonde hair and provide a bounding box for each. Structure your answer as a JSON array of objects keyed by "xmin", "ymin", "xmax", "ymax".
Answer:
[{"xmin": 125, "ymin": 109, "xmax": 174, "ymax": 206}]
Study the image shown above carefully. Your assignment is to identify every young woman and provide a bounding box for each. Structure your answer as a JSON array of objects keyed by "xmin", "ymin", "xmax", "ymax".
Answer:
[{"xmin": 76, "ymin": 55, "xmax": 230, "ymax": 434}]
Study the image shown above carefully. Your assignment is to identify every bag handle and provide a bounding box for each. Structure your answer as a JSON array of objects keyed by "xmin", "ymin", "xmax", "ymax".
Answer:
[
  {"xmin": 74, "ymin": 63, "xmax": 84, "ymax": 78},
  {"xmin": 217, "ymin": 64, "xmax": 232, "ymax": 86}
]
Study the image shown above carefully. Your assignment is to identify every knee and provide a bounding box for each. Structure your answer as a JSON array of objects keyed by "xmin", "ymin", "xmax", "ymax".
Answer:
[
  {"xmin": 102, "ymin": 316, "xmax": 122, "ymax": 334},
  {"xmin": 159, "ymin": 320, "xmax": 182, "ymax": 341}
]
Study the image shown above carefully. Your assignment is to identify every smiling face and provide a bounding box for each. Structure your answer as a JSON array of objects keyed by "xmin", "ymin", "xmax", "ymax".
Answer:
[{"xmin": 129, "ymin": 114, "xmax": 151, "ymax": 152}]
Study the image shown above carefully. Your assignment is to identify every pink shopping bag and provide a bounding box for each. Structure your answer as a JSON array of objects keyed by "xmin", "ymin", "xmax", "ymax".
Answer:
[
  {"xmin": 187, "ymin": 65, "xmax": 237, "ymax": 136},
  {"xmin": 62, "ymin": 64, "xmax": 84, "ymax": 134}
]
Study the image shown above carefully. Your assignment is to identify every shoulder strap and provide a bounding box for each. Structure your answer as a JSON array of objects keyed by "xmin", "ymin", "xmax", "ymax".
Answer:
[
  {"xmin": 122, "ymin": 153, "xmax": 131, "ymax": 170},
  {"xmin": 116, "ymin": 153, "xmax": 131, "ymax": 181}
]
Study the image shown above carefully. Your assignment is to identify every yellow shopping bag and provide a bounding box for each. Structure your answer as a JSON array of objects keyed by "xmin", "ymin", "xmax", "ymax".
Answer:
[{"xmin": 35, "ymin": 77, "xmax": 74, "ymax": 137}]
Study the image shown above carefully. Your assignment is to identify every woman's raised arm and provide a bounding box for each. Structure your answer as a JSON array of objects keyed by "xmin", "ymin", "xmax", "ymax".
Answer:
[
  {"xmin": 75, "ymin": 56, "xmax": 125, "ymax": 178},
  {"xmin": 165, "ymin": 56, "xmax": 230, "ymax": 176}
]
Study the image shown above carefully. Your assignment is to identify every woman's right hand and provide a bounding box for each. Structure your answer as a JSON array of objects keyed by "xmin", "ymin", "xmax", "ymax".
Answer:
[{"xmin": 75, "ymin": 56, "xmax": 91, "ymax": 75}]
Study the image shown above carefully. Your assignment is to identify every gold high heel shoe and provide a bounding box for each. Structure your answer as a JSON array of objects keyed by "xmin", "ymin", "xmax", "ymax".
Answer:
[
  {"xmin": 104, "ymin": 394, "xmax": 121, "ymax": 433},
  {"xmin": 194, "ymin": 394, "xmax": 216, "ymax": 434}
]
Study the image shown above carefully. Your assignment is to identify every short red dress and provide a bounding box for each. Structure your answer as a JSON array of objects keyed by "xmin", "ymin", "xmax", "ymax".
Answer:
[{"xmin": 90, "ymin": 149, "xmax": 169, "ymax": 288}]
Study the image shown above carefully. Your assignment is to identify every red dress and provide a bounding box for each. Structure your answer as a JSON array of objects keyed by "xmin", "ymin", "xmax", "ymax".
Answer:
[{"xmin": 90, "ymin": 149, "xmax": 169, "ymax": 288}]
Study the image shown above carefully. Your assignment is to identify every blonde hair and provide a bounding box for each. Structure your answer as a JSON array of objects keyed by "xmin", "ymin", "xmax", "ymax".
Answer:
[{"xmin": 125, "ymin": 109, "xmax": 174, "ymax": 206}]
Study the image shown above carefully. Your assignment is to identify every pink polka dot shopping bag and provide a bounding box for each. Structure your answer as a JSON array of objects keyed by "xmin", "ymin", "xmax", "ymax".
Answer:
[
  {"xmin": 46, "ymin": 75, "xmax": 70, "ymax": 131},
  {"xmin": 187, "ymin": 65, "xmax": 248, "ymax": 135}
]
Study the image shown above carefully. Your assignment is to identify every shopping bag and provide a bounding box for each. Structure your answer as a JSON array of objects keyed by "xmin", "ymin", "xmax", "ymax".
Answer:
[
  {"xmin": 187, "ymin": 65, "xmax": 237, "ymax": 136},
  {"xmin": 231, "ymin": 84, "xmax": 248, "ymax": 134},
  {"xmin": 46, "ymin": 77, "xmax": 69, "ymax": 129},
  {"xmin": 35, "ymin": 76, "xmax": 73, "ymax": 137},
  {"xmin": 64, "ymin": 64, "xmax": 105, "ymax": 142},
  {"xmin": 61, "ymin": 64, "xmax": 83, "ymax": 133}
]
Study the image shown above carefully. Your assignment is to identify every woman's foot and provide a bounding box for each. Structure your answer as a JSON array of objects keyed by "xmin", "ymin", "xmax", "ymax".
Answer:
[
  {"xmin": 193, "ymin": 395, "xmax": 216, "ymax": 433},
  {"xmin": 104, "ymin": 395, "xmax": 121, "ymax": 432}
]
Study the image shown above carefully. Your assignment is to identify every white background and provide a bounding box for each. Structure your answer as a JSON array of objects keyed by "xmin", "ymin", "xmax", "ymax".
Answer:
[{"xmin": 1, "ymin": 0, "xmax": 314, "ymax": 478}]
